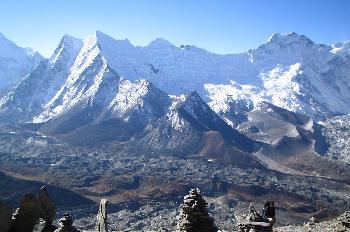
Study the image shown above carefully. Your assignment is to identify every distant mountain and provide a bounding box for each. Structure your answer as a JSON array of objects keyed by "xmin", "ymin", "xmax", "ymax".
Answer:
[
  {"xmin": 140, "ymin": 91, "xmax": 262, "ymax": 166},
  {"xmin": 207, "ymin": 33, "xmax": 350, "ymax": 121},
  {"xmin": 0, "ymin": 32, "xmax": 43, "ymax": 95},
  {"xmin": 0, "ymin": 34, "xmax": 82, "ymax": 122},
  {"xmin": 0, "ymin": 31, "xmax": 349, "ymax": 167},
  {"xmin": 1, "ymin": 31, "xmax": 350, "ymax": 123}
]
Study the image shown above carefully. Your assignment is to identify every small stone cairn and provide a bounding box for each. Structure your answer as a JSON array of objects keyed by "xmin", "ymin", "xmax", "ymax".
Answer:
[
  {"xmin": 54, "ymin": 213, "xmax": 79, "ymax": 232},
  {"xmin": 178, "ymin": 188, "xmax": 218, "ymax": 232},
  {"xmin": 238, "ymin": 201, "xmax": 275, "ymax": 232}
]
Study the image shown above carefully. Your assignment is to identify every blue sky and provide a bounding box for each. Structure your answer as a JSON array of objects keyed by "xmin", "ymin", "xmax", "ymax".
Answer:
[{"xmin": 1, "ymin": 0, "xmax": 350, "ymax": 57}]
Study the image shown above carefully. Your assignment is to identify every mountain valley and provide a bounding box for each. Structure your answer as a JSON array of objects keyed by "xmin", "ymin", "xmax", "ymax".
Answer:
[{"xmin": 0, "ymin": 31, "xmax": 349, "ymax": 231}]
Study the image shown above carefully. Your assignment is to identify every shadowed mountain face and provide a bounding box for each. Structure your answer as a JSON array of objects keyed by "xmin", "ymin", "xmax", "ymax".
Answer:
[{"xmin": 0, "ymin": 171, "xmax": 94, "ymax": 207}]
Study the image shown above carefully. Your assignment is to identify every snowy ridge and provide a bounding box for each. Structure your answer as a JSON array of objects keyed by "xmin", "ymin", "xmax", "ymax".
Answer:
[
  {"xmin": 49, "ymin": 34, "xmax": 82, "ymax": 67},
  {"xmin": 206, "ymin": 33, "xmax": 350, "ymax": 121},
  {"xmin": 166, "ymin": 94, "xmax": 188, "ymax": 131},
  {"xmin": 0, "ymin": 32, "xmax": 43, "ymax": 93},
  {"xmin": 1, "ymin": 31, "xmax": 350, "ymax": 125},
  {"xmin": 0, "ymin": 35, "xmax": 82, "ymax": 122},
  {"xmin": 109, "ymin": 79, "xmax": 154, "ymax": 118}
]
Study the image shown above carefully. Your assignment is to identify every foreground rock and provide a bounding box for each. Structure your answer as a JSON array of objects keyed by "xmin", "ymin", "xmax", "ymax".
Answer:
[
  {"xmin": 177, "ymin": 188, "xmax": 218, "ymax": 232},
  {"xmin": 96, "ymin": 199, "xmax": 108, "ymax": 232},
  {"xmin": 0, "ymin": 200, "xmax": 12, "ymax": 232},
  {"xmin": 10, "ymin": 186, "xmax": 56, "ymax": 232}
]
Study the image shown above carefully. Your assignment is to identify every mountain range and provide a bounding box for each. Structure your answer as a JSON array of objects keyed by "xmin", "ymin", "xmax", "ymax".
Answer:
[
  {"xmin": 0, "ymin": 31, "xmax": 350, "ymax": 229},
  {"xmin": 0, "ymin": 31, "xmax": 349, "ymax": 161}
]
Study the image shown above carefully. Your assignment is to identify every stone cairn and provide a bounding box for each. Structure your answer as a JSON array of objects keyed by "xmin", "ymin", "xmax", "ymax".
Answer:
[
  {"xmin": 237, "ymin": 201, "xmax": 276, "ymax": 232},
  {"xmin": 54, "ymin": 213, "xmax": 79, "ymax": 232},
  {"xmin": 177, "ymin": 188, "xmax": 218, "ymax": 232}
]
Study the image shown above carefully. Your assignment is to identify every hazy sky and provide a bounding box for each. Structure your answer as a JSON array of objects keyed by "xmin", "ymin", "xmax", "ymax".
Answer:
[{"xmin": 1, "ymin": 0, "xmax": 350, "ymax": 57}]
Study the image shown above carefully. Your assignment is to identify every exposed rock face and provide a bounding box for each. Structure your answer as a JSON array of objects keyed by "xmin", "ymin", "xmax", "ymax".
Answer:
[
  {"xmin": 96, "ymin": 199, "xmax": 108, "ymax": 232},
  {"xmin": 54, "ymin": 213, "xmax": 79, "ymax": 232},
  {"xmin": 178, "ymin": 188, "xmax": 218, "ymax": 232},
  {"xmin": 0, "ymin": 200, "xmax": 12, "ymax": 232},
  {"xmin": 10, "ymin": 186, "xmax": 56, "ymax": 232},
  {"xmin": 38, "ymin": 186, "xmax": 56, "ymax": 232}
]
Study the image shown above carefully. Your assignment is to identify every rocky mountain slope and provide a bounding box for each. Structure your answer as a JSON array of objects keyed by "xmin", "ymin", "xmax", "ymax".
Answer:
[
  {"xmin": 321, "ymin": 114, "xmax": 350, "ymax": 164},
  {"xmin": 0, "ymin": 32, "xmax": 43, "ymax": 95}
]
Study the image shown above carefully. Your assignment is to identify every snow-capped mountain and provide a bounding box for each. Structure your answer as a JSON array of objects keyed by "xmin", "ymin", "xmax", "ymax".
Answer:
[
  {"xmin": 35, "ymin": 32, "xmax": 169, "ymax": 128},
  {"xmin": 139, "ymin": 91, "xmax": 262, "ymax": 166},
  {"xmin": 0, "ymin": 32, "xmax": 43, "ymax": 95},
  {"xmin": 0, "ymin": 34, "xmax": 82, "ymax": 122},
  {"xmin": 1, "ymin": 31, "xmax": 350, "ymax": 127},
  {"xmin": 207, "ymin": 32, "xmax": 350, "ymax": 122}
]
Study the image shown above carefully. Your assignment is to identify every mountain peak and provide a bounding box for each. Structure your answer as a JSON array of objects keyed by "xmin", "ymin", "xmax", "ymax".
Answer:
[
  {"xmin": 90, "ymin": 30, "xmax": 113, "ymax": 40},
  {"xmin": 49, "ymin": 34, "xmax": 83, "ymax": 66},
  {"xmin": 267, "ymin": 32, "xmax": 314, "ymax": 45},
  {"xmin": 186, "ymin": 91, "xmax": 203, "ymax": 102},
  {"xmin": 147, "ymin": 38, "xmax": 175, "ymax": 48},
  {"xmin": 84, "ymin": 30, "xmax": 134, "ymax": 53},
  {"xmin": 61, "ymin": 34, "xmax": 81, "ymax": 44}
]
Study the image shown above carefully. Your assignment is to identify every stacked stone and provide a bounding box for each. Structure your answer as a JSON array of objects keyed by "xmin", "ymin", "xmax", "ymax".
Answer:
[
  {"xmin": 54, "ymin": 213, "xmax": 79, "ymax": 232},
  {"xmin": 178, "ymin": 188, "xmax": 218, "ymax": 232}
]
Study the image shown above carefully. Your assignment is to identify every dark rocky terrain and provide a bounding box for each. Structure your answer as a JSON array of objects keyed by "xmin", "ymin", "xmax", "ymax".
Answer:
[{"xmin": 0, "ymin": 120, "xmax": 349, "ymax": 231}]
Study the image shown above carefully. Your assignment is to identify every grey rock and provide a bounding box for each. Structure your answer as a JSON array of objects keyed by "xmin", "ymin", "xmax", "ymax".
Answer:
[
  {"xmin": 10, "ymin": 186, "xmax": 56, "ymax": 232},
  {"xmin": 96, "ymin": 199, "xmax": 108, "ymax": 232}
]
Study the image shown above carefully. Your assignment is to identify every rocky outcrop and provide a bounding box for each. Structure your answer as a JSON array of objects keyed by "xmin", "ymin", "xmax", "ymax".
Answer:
[
  {"xmin": 0, "ymin": 200, "xmax": 12, "ymax": 232},
  {"xmin": 96, "ymin": 199, "xmax": 108, "ymax": 232},
  {"xmin": 10, "ymin": 186, "xmax": 56, "ymax": 232},
  {"xmin": 177, "ymin": 188, "xmax": 218, "ymax": 232}
]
